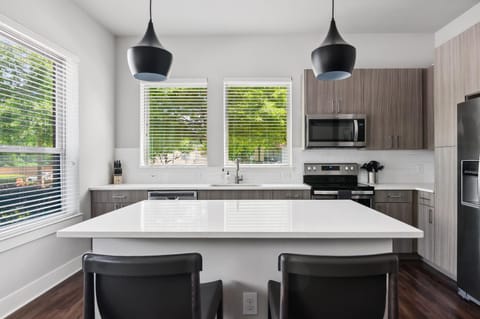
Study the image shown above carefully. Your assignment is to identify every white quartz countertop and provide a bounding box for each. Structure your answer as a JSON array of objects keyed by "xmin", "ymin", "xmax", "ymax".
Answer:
[
  {"xmin": 58, "ymin": 200, "xmax": 422, "ymax": 239},
  {"xmin": 89, "ymin": 184, "xmax": 311, "ymax": 191},
  {"xmin": 372, "ymin": 183, "xmax": 434, "ymax": 193}
]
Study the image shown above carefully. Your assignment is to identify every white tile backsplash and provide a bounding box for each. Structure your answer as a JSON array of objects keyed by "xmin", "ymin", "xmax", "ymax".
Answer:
[{"xmin": 113, "ymin": 148, "xmax": 434, "ymax": 186}]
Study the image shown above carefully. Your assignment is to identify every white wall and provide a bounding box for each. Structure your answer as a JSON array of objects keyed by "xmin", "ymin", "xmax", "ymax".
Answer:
[
  {"xmin": 115, "ymin": 33, "xmax": 435, "ymax": 185},
  {"xmin": 0, "ymin": 0, "xmax": 115, "ymax": 316},
  {"xmin": 436, "ymin": 2, "xmax": 480, "ymax": 47}
]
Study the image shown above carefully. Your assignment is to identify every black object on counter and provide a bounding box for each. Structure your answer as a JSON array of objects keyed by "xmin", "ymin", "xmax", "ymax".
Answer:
[{"xmin": 361, "ymin": 161, "xmax": 384, "ymax": 173}]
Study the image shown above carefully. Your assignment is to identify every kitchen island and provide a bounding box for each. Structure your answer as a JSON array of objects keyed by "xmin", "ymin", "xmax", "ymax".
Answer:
[{"xmin": 58, "ymin": 200, "xmax": 422, "ymax": 319}]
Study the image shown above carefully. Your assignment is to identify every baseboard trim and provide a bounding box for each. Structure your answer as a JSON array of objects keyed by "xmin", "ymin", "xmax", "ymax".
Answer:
[{"xmin": 0, "ymin": 255, "xmax": 82, "ymax": 318}]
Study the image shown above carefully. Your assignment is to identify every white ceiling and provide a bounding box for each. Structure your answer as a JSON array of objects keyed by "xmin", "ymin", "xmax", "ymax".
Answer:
[{"xmin": 72, "ymin": 0, "xmax": 479, "ymax": 36}]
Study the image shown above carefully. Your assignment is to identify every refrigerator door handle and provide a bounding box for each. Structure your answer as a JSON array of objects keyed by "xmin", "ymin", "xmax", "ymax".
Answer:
[{"xmin": 477, "ymin": 158, "xmax": 480, "ymax": 203}]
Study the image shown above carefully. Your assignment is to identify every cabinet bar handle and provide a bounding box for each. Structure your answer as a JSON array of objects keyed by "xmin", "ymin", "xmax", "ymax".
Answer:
[
  {"xmin": 397, "ymin": 136, "xmax": 400, "ymax": 148},
  {"xmin": 428, "ymin": 209, "xmax": 433, "ymax": 224},
  {"xmin": 419, "ymin": 197, "xmax": 430, "ymax": 200},
  {"xmin": 112, "ymin": 194, "xmax": 127, "ymax": 199},
  {"xmin": 387, "ymin": 195, "xmax": 402, "ymax": 198}
]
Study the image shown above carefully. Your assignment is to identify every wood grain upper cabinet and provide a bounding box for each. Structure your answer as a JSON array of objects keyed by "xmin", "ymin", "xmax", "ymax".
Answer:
[
  {"xmin": 364, "ymin": 69, "xmax": 423, "ymax": 150},
  {"xmin": 363, "ymin": 69, "xmax": 397, "ymax": 149},
  {"xmin": 333, "ymin": 69, "xmax": 365, "ymax": 114},
  {"xmin": 461, "ymin": 24, "xmax": 480, "ymax": 97},
  {"xmin": 304, "ymin": 69, "xmax": 335, "ymax": 114},
  {"xmin": 434, "ymin": 36, "xmax": 464, "ymax": 148},
  {"xmin": 304, "ymin": 69, "xmax": 363, "ymax": 114},
  {"xmin": 423, "ymin": 66, "xmax": 434, "ymax": 150},
  {"xmin": 394, "ymin": 69, "xmax": 424, "ymax": 149}
]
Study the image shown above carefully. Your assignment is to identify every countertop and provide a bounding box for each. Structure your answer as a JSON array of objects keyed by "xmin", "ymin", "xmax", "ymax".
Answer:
[
  {"xmin": 89, "ymin": 184, "xmax": 311, "ymax": 191},
  {"xmin": 57, "ymin": 200, "xmax": 422, "ymax": 239},
  {"xmin": 372, "ymin": 183, "xmax": 434, "ymax": 193}
]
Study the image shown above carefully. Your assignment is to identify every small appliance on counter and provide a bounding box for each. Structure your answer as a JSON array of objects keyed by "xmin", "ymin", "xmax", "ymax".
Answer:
[
  {"xmin": 303, "ymin": 163, "xmax": 374, "ymax": 207},
  {"xmin": 113, "ymin": 160, "xmax": 123, "ymax": 184},
  {"xmin": 361, "ymin": 161, "xmax": 384, "ymax": 185}
]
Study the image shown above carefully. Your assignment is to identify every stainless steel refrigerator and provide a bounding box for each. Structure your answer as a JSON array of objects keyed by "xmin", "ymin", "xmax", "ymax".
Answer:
[{"xmin": 458, "ymin": 96, "xmax": 480, "ymax": 305}]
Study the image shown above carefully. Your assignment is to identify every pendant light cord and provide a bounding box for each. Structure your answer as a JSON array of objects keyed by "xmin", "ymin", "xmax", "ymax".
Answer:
[
  {"xmin": 332, "ymin": 0, "xmax": 335, "ymax": 20},
  {"xmin": 149, "ymin": 0, "xmax": 152, "ymax": 21}
]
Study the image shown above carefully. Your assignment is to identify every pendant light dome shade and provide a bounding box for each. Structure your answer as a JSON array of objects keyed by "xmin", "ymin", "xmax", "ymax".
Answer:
[
  {"xmin": 311, "ymin": 0, "xmax": 356, "ymax": 81},
  {"xmin": 127, "ymin": 0, "xmax": 172, "ymax": 82}
]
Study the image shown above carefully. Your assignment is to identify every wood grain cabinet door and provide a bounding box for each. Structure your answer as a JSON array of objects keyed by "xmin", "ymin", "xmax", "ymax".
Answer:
[
  {"xmin": 434, "ymin": 147, "xmax": 457, "ymax": 276},
  {"xmin": 423, "ymin": 66, "xmax": 435, "ymax": 150},
  {"xmin": 375, "ymin": 202, "xmax": 414, "ymax": 253},
  {"xmin": 333, "ymin": 69, "xmax": 365, "ymax": 114},
  {"xmin": 304, "ymin": 69, "xmax": 335, "ymax": 114},
  {"xmin": 394, "ymin": 69, "xmax": 424, "ymax": 149},
  {"xmin": 461, "ymin": 24, "xmax": 480, "ymax": 97},
  {"xmin": 434, "ymin": 36, "xmax": 464, "ymax": 148},
  {"xmin": 363, "ymin": 69, "xmax": 397, "ymax": 149}
]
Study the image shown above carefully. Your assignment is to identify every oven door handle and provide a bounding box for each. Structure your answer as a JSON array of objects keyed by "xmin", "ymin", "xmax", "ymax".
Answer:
[
  {"xmin": 313, "ymin": 190, "xmax": 339, "ymax": 195},
  {"xmin": 351, "ymin": 190, "xmax": 374, "ymax": 195},
  {"xmin": 354, "ymin": 119, "xmax": 359, "ymax": 142}
]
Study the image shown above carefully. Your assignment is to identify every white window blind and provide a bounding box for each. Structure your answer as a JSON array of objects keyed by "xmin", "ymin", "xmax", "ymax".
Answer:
[
  {"xmin": 0, "ymin": 22, "xmax": 78, "ymax": 229},
  {"xmin": 224, "ymin": 79, "xmax": 291, "ymax": 166},
  {"xmin": 141, "ymin": 80, "xmax": 208, "ymax": 166}
]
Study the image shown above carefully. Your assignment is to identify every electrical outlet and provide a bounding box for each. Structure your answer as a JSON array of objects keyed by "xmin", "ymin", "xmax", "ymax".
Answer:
[{"xmin": 243, "ymin": 292, "xmax": 257, "ymax": 315}]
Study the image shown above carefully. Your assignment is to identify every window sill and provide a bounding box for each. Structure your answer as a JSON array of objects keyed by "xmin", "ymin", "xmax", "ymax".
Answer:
[{"xmin": 0, "ymin": 213, "xmax": 83, "ymax": 253}]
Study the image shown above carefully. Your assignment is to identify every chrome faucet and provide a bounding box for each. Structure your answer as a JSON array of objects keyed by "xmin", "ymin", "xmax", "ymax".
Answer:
[{"xmin": 235, "ymin": 158, "xmax": 243, "ymax": 184}]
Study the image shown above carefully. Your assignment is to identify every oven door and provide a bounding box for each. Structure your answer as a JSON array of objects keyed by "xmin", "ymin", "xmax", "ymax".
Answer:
[
  {"xmin": 312, "ymin": 190, "xmax": 373, "ymax": 208},
  {"xmin": 306, "ymin": 114, "xmax": 366, "ymax": 148}
]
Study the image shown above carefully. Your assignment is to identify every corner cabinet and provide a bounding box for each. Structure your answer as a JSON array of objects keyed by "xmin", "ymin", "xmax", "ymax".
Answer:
[{"xmin": 304, "ymin": 68, "xmax": 424, "ymax": 150}]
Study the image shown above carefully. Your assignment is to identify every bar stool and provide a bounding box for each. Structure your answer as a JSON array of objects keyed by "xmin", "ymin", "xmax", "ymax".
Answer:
[
  {"xmin": 268, "ymin": 253, "xmax": 399, "ymax": 319},
  {"xmin": 83, "ymin": 253, "xmax": 223, "ymax": 319}
]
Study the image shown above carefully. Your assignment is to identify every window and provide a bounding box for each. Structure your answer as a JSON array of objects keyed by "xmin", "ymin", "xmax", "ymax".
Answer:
[
  {"xmin": 224, "ymin": 79, "xmax": 291, "ymax": 166},
  {"xmin": 140, "ymin": 80, "xmax": 208, "ymax": 166},
  {"xmin": 0, "ymin": 23, "xmax": 78, "ymax": 228}
]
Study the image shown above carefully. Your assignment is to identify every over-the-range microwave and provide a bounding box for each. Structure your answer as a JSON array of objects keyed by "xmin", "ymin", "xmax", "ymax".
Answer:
[{"xmin": 305, "ymin": 114, "xmax": 367, "ymax": 148}]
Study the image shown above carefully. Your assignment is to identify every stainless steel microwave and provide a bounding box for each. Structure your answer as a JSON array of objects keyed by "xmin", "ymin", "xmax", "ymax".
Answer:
[{"xmin": 305, "ymin": 114, "xmax": 367, "ymax": 148}]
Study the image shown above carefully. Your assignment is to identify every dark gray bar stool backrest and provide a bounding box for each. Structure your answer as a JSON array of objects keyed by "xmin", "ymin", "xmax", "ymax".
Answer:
[
  {"xmin": 82, "ymin": 253, "xmax": 203, "ymax": 319},
  {"xmin": 279, "ymin": 253, "xmax": 399, "ymax": 319}
]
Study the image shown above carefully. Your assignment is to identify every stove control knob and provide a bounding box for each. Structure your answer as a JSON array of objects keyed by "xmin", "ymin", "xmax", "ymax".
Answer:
[
  {"xmin": 350, "ymin": 166, "xmax": 355, "ymax": 171},
  {"xmin": 307, "ymin": 166, "xmax": 311, "ymax": 171},
  {"xmin": 345, "ymin": 167, "xmax": 349, "ymax": 171},
  {"xmin": 312, "ymin": 166, "xmax": 317, "ymax": 171}
]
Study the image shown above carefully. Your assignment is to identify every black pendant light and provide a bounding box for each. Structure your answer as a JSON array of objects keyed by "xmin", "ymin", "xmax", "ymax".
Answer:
[
  {"xmin": 311, "ymin": 0, "xmax": 356, "ymax": 81},
  {"xmin": 127, "ymin": 0, "xmax": 173, "ymax": 82}
]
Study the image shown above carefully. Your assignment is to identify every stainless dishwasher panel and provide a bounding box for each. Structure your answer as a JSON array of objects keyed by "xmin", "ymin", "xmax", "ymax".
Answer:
[{"xmin": 147, "ymin": 191, "xmax": 197, "ymax": 200}]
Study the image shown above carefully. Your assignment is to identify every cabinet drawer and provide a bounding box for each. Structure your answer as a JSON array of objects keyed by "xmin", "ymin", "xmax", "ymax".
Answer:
[
  {"xmin": 271, "ymin": 190, "xmax": 311, "ymax": 200},
  {"xmin": 375, "ymin": 190, "xmax": 413, "ymax": 203},
  {"xmin": 417, "ymin": 191, "xmax": 435, "ymax": 207},
  {"xmin": 91, "ymin": 190, "xmax": 148, "ymax": 203}
]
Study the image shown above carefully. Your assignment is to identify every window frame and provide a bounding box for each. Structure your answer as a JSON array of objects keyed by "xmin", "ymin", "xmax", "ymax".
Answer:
[
  {"xmin": 0, "ymin": 16, "xmax": 79, "ymax": 236},
  {"xmin": 139, "ymin": 78, "xmax": 209, "ymax": 168},
  {"xmin": 223, "ymin": 78, "xmax": 293, "ymax": 168}
]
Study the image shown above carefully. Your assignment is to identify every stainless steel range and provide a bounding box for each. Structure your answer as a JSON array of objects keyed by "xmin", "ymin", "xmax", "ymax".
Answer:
[{"xmin": 303, "ymin": 163, "xmax": 375, "ymax": 207}]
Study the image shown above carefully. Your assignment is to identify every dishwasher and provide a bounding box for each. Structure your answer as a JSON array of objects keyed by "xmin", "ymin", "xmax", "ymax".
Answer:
[{"xmin": 147, "ymin": 191, "xmax": 197, "ymax": 200}]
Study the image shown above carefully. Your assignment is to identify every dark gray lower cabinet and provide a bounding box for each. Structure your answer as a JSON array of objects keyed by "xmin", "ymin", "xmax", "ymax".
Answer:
[
  {"xmin": 90, "ymin": 190, "xmax": 148, "ymax": 217},
  {"xmin": 197, "ymin": 190, "xmax": 310, "ymax": 200},
  {"xmin": 91, "ymin": 189, "xmax": 311, "ymax": 217},
  {"xmin": 374, "ymin": 190, "xmax": 415, "ymax": 254}
]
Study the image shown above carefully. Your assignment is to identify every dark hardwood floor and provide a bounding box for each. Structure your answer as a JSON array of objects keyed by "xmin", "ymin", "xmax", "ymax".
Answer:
[{"xmin": 6, "ymin": 261, "xmax": 480, "ymax": 319}]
